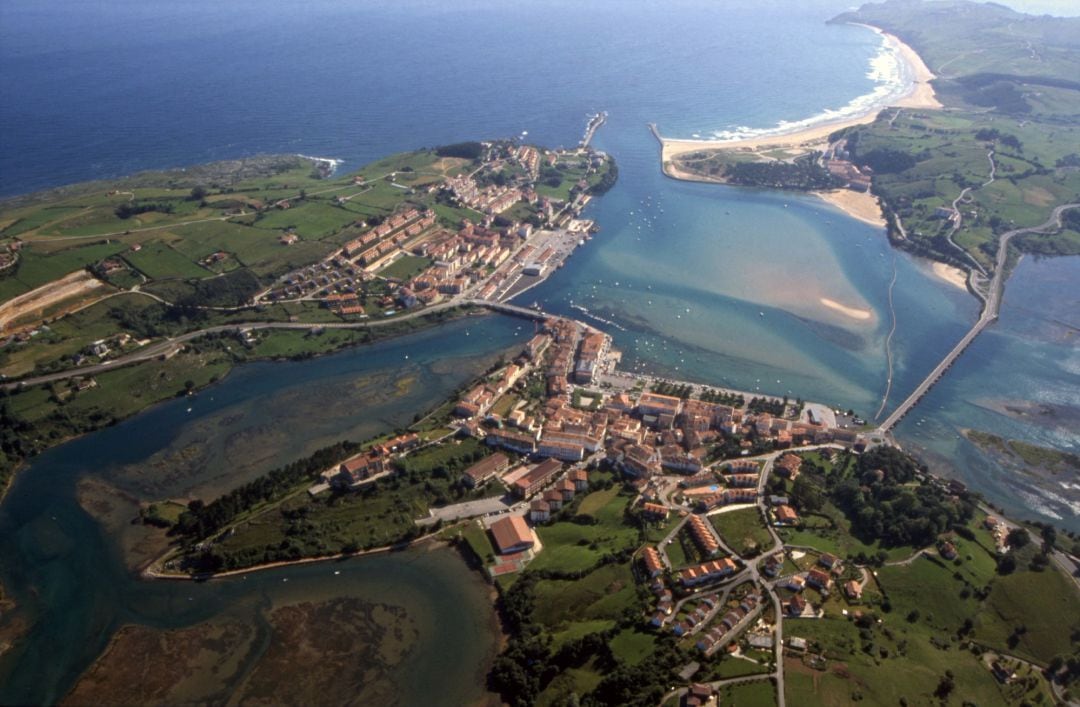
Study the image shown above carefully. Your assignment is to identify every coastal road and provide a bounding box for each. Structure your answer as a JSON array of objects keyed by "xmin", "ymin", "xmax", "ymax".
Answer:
[
  {"xmin": 1, "ymin": 298, "xmax": 552, "ymax": 392},
  {"xmin": 877, "ymin": 202, "xmax": 1080, "ymax": 433}
]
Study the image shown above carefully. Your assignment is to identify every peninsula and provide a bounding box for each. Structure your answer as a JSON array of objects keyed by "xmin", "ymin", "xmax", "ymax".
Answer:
[{"xmin": 0, "ymin": 135, "xmax": 616, "ymax": 497}]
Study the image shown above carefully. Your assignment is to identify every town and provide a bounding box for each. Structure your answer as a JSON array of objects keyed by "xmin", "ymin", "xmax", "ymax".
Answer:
[
  {"xmin": 257, "ymin": 140, "xmax": 605, "ymax": 318},
  {"xmin": 155, "ymin": 290, "xmax": 1065, "ymax": 706}
]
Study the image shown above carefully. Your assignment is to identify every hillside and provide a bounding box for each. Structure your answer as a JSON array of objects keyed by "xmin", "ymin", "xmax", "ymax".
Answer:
[{"xmin": 831, "ymin": 0, "xmax": 1080, "ymax": 273}]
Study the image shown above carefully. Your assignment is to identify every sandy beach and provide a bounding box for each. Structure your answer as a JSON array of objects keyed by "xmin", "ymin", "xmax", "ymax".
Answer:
[
  {"xmin": 819, "ymin": 298, "xmax": 873, "ymax": 321},
  {"xmin": 659, "ymin": 25, "xmax": 941, "ymax": 164},
  {"xmin": 931, "ymin": 261, "xmax": 968, "ymax": 290},
  {"xmin": 815, "ymin": 189, "xmax": 886, "ymax": 227}
]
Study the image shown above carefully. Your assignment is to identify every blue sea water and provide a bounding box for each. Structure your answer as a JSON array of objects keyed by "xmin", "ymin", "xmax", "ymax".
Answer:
[
  {"xmin": 1, "ymin": 0, "xmax": 1079, "ymax": 700},
  {"xmin": 2, "ymin": 0, "xmax": 888, "ymax": 195}
]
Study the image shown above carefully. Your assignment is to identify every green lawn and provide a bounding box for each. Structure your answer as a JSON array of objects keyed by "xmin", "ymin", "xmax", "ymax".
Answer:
[
  {"xmin": 377, "ymin": 255, "xmax": 433, "ymax": 281},
  {"xmin": 664, "ymin": 526, "xmax": 692, "ymax": 569},
  {"xmin": 702, "ymin": 656, "xmax": 773, "ymax": 680},
  {"xmin": 976, "ymin": 568, "xmax": 1080, "ymax": 665},
  {"xmin": 245, "ymin": 329, "xmax": 369, "ymax": 359},
  {"xmin": 608, "ymin": 628, "xmax": 657, "ymax": 666},
  {"xmin": 458, "ymin": 521, "xmax": 497, "ymax": 566},
  {"xmin": 716, "ymin": 680, "xmax": 776, "ymax": 707},
  {"xmin": 709, "ymin": 507, "xmax": 773, "ymax": 556},
  {"xmin": 529, "ymin": 489, "xmax": 638, "ymax": 574}
]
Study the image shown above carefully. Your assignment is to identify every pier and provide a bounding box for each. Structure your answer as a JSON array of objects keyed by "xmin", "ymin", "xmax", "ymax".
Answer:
[{"xmin": 877, "ymin": 202, "xmax": 1080, "ymax": 433}]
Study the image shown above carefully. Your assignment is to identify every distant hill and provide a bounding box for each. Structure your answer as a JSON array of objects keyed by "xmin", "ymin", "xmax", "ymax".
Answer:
[
  {"xmin": 823, "ymin": 0, "xmax": 1080, "ymax": 272},
  {"xmin": 832, "ymin": 0, "xmax": 1080, "ymax": 110}
]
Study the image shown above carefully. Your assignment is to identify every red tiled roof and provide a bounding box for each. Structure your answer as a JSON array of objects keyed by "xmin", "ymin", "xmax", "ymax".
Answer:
[{"xmin": 490, "ymin": 515, "xmax": 534, "ymax": 554}]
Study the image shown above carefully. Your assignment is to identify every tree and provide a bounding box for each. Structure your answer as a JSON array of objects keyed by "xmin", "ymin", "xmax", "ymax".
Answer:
[
  {"xmin": 1006, "ymin": 528, "xmax": 1030, "ymax": 549},
  {"xmin": 934, "ymin": 672, "xmax": 956, "ymax": 699},
  {"xmin": 188, "ymin": 186, "xmax": 207, "ymax": 201},
  {"xmin": 792, "ymin": 475, "xmax": 824, "ymax": 513}
]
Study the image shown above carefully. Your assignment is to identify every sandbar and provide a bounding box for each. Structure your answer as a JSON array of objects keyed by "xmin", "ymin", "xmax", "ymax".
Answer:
[{"xmin": 819, "ymin": 298, "xmax": 873, "ymax": 320}]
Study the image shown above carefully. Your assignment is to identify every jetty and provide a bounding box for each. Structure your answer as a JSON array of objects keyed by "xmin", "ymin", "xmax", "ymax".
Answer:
[{"xmin": 579, "ymin": 111, "xmax": 607, "ymax": 148}]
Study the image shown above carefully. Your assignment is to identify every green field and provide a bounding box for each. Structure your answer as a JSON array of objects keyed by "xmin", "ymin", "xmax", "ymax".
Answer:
[
  {"xmin": 528, "ymin": 486, "xmax": 638, "ymax": 574},
  {"xmin": 250, "ymin": 201, "xmax": 359, "ymax": 240},
  {"xmin": 0, "ymin": 295, "xmax": 156, "ymax": 378},
  {"xmin": 377, "ymin": 254, "xmax": 433, "ymax": 281},
  {"xmin": 0, "ymin": 241, "xmax": 129, "ymax": 298},
  {"xmin": 124, "ymin": 241, "xmax": 212, "ymax": 279},
  {"xmin": 709, "ymin": 507, "xmax": 773, "ymax": 556},
  {"xmin": 976, "ymin": 568, "xmax": 1080, "ymax": 664},
  {"xmin": 716, "ymin": 680, "xmax": 776, "ymax": 707}
]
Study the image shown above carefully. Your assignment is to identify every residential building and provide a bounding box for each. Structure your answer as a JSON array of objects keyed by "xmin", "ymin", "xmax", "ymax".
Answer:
[
  {"xmin": 511, "ymin": 458, "xmax": 563, "ymax": 498},
  {"xmin": 641, "ymin": 546, "xmax": 665, "ymax": 578},
  {"xmin": 806, "ymin": 568, "xmax": 831, "ymax": 590},
  {"xmin": 485, "ymin": 428, "xmax": 539, "ymax": 455},
  {"xmin": 637, "ymin": 392, "xmax": 682, "ymax": 418},
  {"xmin": 686, "ymin": 515, "xmax": 721, "ymax": 556},
  {"xmin": 529, "ymin": 500, "xmax": 551, "ymax": 523},
  {"xmin": 568, "ymin": 468, "xmax": 589, "ymax": 491},
  {"xmin": 641, "ymin": 502, "xmax": 669, "ymax": 521},
  {"xmin": 774, "ymin": 505, "xmax": 799, "ymax": 525},
  {"xmin": 462, "ymin": 453, "xmax": 509, "ymax": 488},
  {"xmin": 679, "ymin": 558, "xmax": 737, "ymax": 587}
]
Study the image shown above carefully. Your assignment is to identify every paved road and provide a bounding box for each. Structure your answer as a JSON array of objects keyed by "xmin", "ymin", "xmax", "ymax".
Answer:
[
  {"xmin": 1, "ymin": 298, "xmax": 552, "ymax": 391},
  {"xmin": 878, "ymin": 202, "xmax": 1080, "ymax": 433}
]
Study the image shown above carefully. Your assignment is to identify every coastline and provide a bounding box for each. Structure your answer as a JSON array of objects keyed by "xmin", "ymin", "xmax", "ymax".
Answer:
[
  {"xmin": 930, "ymin": 260, "xmax": 968, "ymax": 290},
  {"xmin": 814, "ymin": 189, "xmax": 886, "ymax": 228},
  {"xmin": 658, "ymin": 24, "xmax": 940, "ymax": 164},
  {"xmin": 143, "ymin": 532, "xmax": 450, "ymax": 581}
]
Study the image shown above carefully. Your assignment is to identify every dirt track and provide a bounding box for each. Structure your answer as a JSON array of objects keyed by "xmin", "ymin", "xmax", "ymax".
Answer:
[{"xmin": 0, "ymin": 270, "xmax": 108, "ymax": 334}]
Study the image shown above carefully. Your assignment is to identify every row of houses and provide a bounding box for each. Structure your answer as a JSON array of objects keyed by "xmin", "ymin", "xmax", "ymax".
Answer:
[
  {"xmin": 670, "ymin": 594, "xmax": 721, "ymax": 636},
  {"xmin": 685, "ymin": 515, "xmax": 721, "ymax": 557},
  {"xmin": 679, "ymin": 558, "xmax": 738, "ymax": 588},
  {"xmin": 342, "ymin": 208, "xmax": 431, "ymax": 259},
  {"xmin": 443, "ymin": 174, "xmax": 523, "ymax": 215},
  {"xmin": 695, "ymin": 591, "xmax": 763, "ymax": 656}
]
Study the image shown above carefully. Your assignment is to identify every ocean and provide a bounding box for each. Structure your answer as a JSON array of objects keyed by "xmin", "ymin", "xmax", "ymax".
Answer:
[{"xmin": 1, "ymin": 0, "xmax": 1078, "ymax": 700}]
